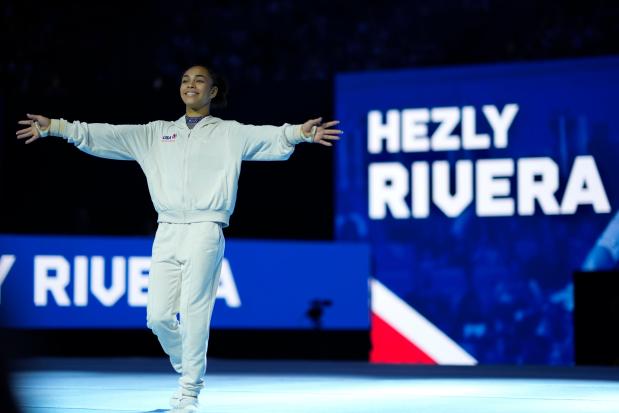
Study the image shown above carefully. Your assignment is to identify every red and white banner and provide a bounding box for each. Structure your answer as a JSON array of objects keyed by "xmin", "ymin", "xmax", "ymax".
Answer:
[{"xmin": 370, "ymin": 279, "xmax": 477, "ymax": 365}]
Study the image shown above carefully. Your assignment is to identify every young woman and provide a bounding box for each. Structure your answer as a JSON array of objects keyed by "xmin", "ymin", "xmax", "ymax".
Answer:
[{"xmin": 16, "ymin": 65, "xmax": 342, "ymax": 412}]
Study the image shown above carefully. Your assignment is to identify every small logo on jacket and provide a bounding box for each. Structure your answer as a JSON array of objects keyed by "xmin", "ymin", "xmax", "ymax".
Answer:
[{"xmin": 161, "ymin": 133, "xmax": 177, "ymax": 142}]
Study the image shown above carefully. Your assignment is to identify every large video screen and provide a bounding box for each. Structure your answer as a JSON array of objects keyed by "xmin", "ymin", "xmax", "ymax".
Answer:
[{"xmin": 335, "ymin": 57, "xmax": 619, "ymax": 365}]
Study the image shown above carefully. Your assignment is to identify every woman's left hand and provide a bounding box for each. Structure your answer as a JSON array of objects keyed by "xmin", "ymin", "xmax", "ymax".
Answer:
[{"xmin": 301, "ymin": 117, "xmax": 343, "ymax": 147}]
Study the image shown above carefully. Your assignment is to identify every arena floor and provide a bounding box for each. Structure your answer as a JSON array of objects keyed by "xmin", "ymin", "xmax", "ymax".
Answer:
[{"xmin": 10, "ymin": 357, "xmax": 619, "ymax": 413}]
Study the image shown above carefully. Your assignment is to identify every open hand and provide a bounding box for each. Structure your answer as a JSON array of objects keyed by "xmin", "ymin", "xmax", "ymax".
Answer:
[
  {"xmin": 16, "ymin": 114, "xmax": 51, "ymax": 144},
  {"xmin": 301, "ymin": 117, "xmax": 342, "ymax": 147}
]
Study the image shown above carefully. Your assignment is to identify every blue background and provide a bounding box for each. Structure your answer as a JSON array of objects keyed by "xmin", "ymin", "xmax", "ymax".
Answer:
[
  {"xmin": 335, "ymin": 57, "xmax": 619, "ymax": 364},
  {"xmin": 0, "ymin": 235, "xmax": 370, "ymax": 330}
]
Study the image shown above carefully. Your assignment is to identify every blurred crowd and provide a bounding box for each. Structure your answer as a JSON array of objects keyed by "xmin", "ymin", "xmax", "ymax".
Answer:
[{"xmin": 2, "ymin": 0, "xmax": 619, "ymax": 97}]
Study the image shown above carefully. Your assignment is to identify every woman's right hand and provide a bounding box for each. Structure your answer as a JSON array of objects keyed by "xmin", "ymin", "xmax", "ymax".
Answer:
[{"xmin": 16, "ymin": 114, "xmax": 51, "ymax": 144}]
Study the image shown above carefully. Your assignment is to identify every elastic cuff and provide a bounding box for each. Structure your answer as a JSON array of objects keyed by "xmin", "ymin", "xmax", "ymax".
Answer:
[
  {"xmin": 50, "ymin": 118, "xmax": 68, "ymax": 138},
  {"xmin": 283, "ymin": 124, "xmax": 303, "ymax": 145}
]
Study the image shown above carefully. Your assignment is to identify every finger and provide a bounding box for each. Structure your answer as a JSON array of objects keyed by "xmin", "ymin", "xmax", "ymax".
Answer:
[
  {"xmin": 16, "ymin": 126, "xmax": 33, "ymax": 134},
  {"xmin": 317, "ymin": 139, "xmax": 333, "ymax": 147},
  {"xmin": 322, "ymin": 120, "xmax": 340, "ymax": 128},
  {"xmin": 26, "ymin": 113, "xmax": 38, "ymax": 120},
  {"xmin": 16, "ymin": 125, "xmax": 34, "ymax": 134},
  {"xmin": 16, "ymin": 130, "xmax": 34, "ymax": 139},
  {"xmin": 17, "ymin": 133, "xmax": 35, "ymax": 140},
  {"xmin": 17, "ymin": 127, "xmax": 37, "ymax": 138},
  {"xmin": 321, "ymin": 129, "xmax": 343, "ymax": 134},
  {"xmin": 25, "ymin": 136, "xmax": 39, "ymax": 144},
  {"xmin": 321, "ymin": 135, "xmax": 341, "ymax": 141},
  {"xmin": 18, "ymin": 120, "xmax": 33, "ymax": 125},
  {"xmin": 309, "ymin": 117, "xmax": 322, "ymax": 126}
]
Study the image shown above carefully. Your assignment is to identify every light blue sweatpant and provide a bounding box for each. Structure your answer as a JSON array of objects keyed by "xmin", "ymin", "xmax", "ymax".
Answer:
[{"xmin": 146, "ymin": 221, "xmax": 225, "ymax": 397}]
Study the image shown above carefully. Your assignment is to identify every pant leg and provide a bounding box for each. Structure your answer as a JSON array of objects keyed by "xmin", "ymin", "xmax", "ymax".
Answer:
[
  {"xmin": 146, "ymin": 223, "xmax": 183, "ymax": 373},
  {"xmin": 177, "ymin": 221, "xmax": 225, "ymax": 397}
]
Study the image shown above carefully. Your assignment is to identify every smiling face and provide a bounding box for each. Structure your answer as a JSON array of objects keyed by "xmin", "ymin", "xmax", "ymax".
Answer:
[{"xmin": 179, "ymin": 66, "xmax": 219, "ymax": 114}]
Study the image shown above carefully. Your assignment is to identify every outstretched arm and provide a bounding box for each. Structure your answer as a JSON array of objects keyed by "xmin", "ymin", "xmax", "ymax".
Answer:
[
  {"xmin": 239, "ymin": 116, "xmax": 342, "ymax": 161},
  {"xmin": 16, "ymin": 113, "xmax": 152, "ymax": 162}
]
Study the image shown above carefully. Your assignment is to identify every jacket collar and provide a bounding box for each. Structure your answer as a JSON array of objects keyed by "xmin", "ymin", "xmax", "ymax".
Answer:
[{"xmin": 173, "ymin": 114, "xmax": 221, "ymax": 129}]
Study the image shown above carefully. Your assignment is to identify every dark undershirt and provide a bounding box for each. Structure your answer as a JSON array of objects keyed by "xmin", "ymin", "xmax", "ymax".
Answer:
[{"xmin": 186, "ymin": 115, "xmax": 206, "ymax": 129}]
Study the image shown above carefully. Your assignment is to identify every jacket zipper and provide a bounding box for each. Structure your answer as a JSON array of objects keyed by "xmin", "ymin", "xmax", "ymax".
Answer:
[{"xmin": 182, "ymin": 129, "xmax": 193, "ymax": 217}]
